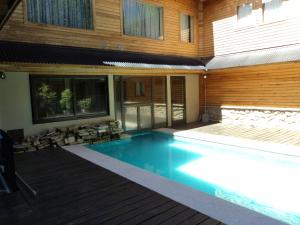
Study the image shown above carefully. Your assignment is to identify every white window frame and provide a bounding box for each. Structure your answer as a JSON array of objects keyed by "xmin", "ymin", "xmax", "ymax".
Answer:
[
  {"xmin": 180, "ymin": 14, "xmax": 194, "ymax": 43},
  {"xmin": 263, "ymin": 0, "xmax": 283, "ymax": 23}
]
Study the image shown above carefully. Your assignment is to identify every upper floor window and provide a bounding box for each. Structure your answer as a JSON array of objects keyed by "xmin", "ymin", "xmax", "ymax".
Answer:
[
  {"xmin": 237, "ymin": 3, "xmax": 254, "ymax": 27},
  {"xmin": 181, "ymin": 14, "xmax": 194, "ymax": 43},
  {"xmin": 263, "ymin": 0, "xmax": 284, "ymax": 22},
  {"xmin": 26, "ymin": 0, "xmax": 94, "ymax": 29},
  {"xmin": 123, "ymin": 0, "xmax": 163, "ymax": 40}
]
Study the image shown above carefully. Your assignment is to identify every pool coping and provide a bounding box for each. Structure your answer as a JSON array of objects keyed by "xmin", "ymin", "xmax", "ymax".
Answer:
[{"xmin": 63, "ymin": 142, "xmax": 286, "ymax": 225}]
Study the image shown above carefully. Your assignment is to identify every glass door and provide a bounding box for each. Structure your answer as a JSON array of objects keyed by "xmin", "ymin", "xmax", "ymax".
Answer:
[
  {"xmin": 114, "ymin": 76, "xmax": 167, "ymax": 131},
  {"xmin": 171, "ymin": 76, "xmax": 186, "ymax": 125},
  {"xmin": 152, "ymin": 77, "xmax": 167, "ymax": 128}
]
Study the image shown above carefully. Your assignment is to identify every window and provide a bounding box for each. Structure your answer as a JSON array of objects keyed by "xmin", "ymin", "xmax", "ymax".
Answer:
[
  {"xmin": 75, "ymin": 79, "xmax": 108, "ymax": 115},
  {"xmin": 237, "ymin": 3, "xmax": 254, "ymax": 27},
  {"xmin": 135, "ymin": 82, "xmax": 145, "ymax": 97},
  {"xmin": 26, "ymin": 0, "xmax": 94, "ymax": 29},
  {"xmin": 30, "ymin": 76, "xmax": 109, "ymax": 124},
  {"xmin": 263, "ymin": 0, "xmax": 284, "ymax": 22},
  {"xmin": 123, "ymin": 0, "xmax": 163, "ymax": 39},
  {"xmin": 181, "ymin": 14, "xmax": 194, "ymax": 43}
]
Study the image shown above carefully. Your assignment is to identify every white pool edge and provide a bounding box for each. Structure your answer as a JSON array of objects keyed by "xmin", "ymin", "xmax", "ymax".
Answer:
[{"xmin": 63, "ymin": 144, "xmax": 286, "ymax": 225}]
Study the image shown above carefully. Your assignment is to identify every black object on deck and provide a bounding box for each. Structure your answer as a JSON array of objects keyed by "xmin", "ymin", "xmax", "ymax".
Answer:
[{"xmin": 0, "ymin": 129, "xmax": 18, "ymax": 192}]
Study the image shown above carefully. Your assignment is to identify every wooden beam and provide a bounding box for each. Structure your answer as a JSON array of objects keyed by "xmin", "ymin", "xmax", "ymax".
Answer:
[
  {"xmin": 0, "ymin": 62, "xmax": 205, "ymax": 75},
  {"xmin": 207, "ymin": 60, "xmax": 300, "ymax": 74}
]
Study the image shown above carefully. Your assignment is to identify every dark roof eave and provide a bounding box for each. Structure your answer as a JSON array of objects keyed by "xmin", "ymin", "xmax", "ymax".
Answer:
[
  {"xmin": 206, "ymin": 44, "xmax": 300, "ymax": 70},
  {"xmin": 0, "ymin": 41, "xmax": 205, "ymax": 69}
]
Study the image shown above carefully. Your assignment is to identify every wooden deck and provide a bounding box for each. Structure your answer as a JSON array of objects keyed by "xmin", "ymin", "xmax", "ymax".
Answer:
[
  {"xmin": 175, "ymin": 122, "xmax": 300, "ymax": 147},
  {"xmin": 0, "ymin": 148, "xmax": 224, "ymax": 225}
]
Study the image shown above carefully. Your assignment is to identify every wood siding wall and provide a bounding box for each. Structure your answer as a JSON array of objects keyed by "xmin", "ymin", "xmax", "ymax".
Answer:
[
  {"xmin": 0, "ymin": 0, "xmax": 199, "ymax": 57},
  {"xmin": 202, "ymin": 0, "xmax": 300, "ymax": 57},
  {"xmin": 205, "ymin": 62, "xmax": 300, "ymax": 109}
]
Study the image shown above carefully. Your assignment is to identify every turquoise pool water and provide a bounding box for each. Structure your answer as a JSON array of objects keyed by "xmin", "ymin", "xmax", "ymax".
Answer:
[{"xmin": 88, "ymin": 131, "xmax": 300, "ymax": 225}]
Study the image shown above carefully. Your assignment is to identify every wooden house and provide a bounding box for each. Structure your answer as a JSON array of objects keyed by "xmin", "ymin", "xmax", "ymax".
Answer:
[{"xmin": 0, "ymin": 0, "xmax": 299, "ymax": 136}]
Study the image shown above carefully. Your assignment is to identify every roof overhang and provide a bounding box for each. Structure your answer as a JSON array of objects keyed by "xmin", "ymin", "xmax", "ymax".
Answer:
[
  {"xmin": 206, "ymin": 44, "xmax": 300, "ymax": 70},
  {"xmin": 0, "ymin": 62, "xmax": 205, "ymax": 75},
  {"xmin": 103, "ymin": 61, "xmax": 205, "ymax": 70},
  {"xmin": 0, "ymin": 41, "xmax": 206, "ymax": 74}
]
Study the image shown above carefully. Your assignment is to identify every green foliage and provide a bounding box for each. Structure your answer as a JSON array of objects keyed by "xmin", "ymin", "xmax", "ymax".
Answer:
[
  {"xmin": 60, "ymin": 89, "xmax": 72, "ymax": 112},
  {"xmin": 38, "ymin": 83, "xmax": 56, "ymax": 101},
  {"xmin": 37, "ymin": 83, "xmax": 57, "ymax": 115},
  {"xmin": 78, "ymin": 98, "xmax": 92, "ymax": 112}
]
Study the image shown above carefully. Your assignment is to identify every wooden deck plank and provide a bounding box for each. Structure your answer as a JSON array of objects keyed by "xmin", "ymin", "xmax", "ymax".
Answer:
[
  {"xmin": 62, "ymin": 192, "xmax": 156, "ymax": 225},
  {"xmin": 75, "ymin": 194, "xmax": 170, "ymax": 225},
  {"xmin": 0, "ymin": 148, "xmax": 224, "ymax": 225},
  {"xmin": 179, "ymin": 122, "xmax": 300, "ymax": 148},
  {"xmin": 35, "ymin": 183, "xmax": 149, "ymax": 225},
  {"xmin": 139, "ymin": 205, "xmax": 188, "ymax": 225},
  {"xmin": 117, "ymin": 201, "xmax": 179, "ymax": 225}
]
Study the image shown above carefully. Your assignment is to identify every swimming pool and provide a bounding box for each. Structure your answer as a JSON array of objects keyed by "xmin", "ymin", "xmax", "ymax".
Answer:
[{"xmin": 88, "ymin": 131, "xmax": 300, "ymax": 225}]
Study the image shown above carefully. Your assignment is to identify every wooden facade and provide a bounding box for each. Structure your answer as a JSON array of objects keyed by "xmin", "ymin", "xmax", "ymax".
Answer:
[
  {"xmin": 0, "ymin": 0, "xmax": 200, "ymax": 57},
  {"xmin": 206, "ymin": 62, "xmax": 300, "ymax": 109},
  {"xmin": 199, "ymin": 0, "xmax": 300, "ymax": 114}
]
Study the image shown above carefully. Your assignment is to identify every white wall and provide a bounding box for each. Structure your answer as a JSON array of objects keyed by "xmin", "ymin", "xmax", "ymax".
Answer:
[
  {"xmin": 0, "ymin": 72, "xmax": 115, "ymax": 136},
  {"xmin": 167, "ymin": 74, "xmax": 200, "ymax": 125},
  {"xmin": 207, "ymin": 0, "xmax": 300, "ymax": 56},
  {"xmin": 185, "ymin": 75, "xmax": 200, "ymax": 123}
]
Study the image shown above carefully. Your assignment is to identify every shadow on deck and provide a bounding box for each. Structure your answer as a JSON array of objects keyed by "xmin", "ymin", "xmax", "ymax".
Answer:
[{"xmin": 0, "ymin": 148, "xmax": 224, "ymax": 225}]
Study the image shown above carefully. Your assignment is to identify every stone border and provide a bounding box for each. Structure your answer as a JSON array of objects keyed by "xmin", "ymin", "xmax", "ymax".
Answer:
[
  {"xmin": 220, "ymin": 106, "xmax": 300, "ymax": 112},
  {"xmin": 63, "ymin": 144, "xmax": 285, "ymax": 225}
]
